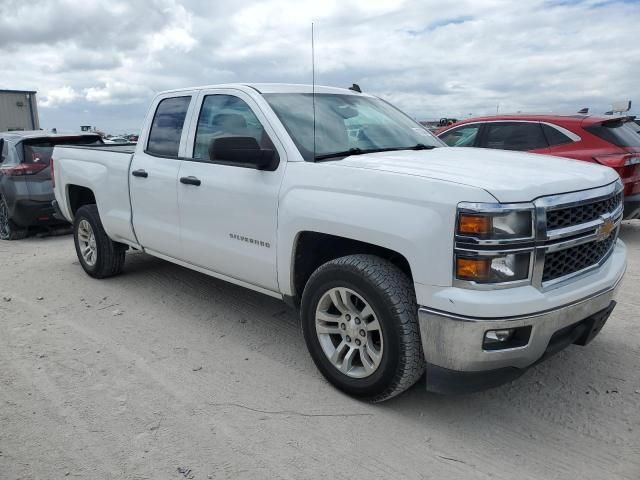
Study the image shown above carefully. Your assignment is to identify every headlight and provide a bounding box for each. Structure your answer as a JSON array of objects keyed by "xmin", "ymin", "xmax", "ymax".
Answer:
[
  {"xmin": 455, "ymin": 202, "xmax": 535, "ymax": 287},
  {"xmin": 455, "ymin": 253, "xmax": 531, "ymax": 283},
  {"xmin": 457, "ymin": 209, "xmax": 533, "ymax": 240}
]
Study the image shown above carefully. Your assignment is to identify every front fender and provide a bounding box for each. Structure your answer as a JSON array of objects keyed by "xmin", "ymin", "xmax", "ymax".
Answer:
[{"xmin": 276, "ymin": 163, "xmax": 496, "ymax": 305}]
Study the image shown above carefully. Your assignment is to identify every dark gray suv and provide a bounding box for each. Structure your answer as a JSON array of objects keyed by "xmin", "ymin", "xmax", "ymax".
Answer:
[{"xmin": 0, "ymin": 131, "xmax": 102, "ymax": 240}]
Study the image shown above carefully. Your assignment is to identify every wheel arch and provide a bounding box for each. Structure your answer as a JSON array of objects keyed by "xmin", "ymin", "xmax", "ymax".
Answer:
[
  {"xmin": 66, "ymin": 184, "xmax": 97, "ymax": 217},
  {"xmin": 287, "ymin": 231, "xmax": 414, "ymax": 307}
]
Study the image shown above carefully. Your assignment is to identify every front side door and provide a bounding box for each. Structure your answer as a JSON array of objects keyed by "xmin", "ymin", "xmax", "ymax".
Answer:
[
  {"xmin": 130, "ymin": 94, "xmax": 195, "ymax": 256},
  {"xmin": 177, "ymin": 89, "xmax": 287, "ymax": 291},
  {"xmin": 438, "ymin": 123, "xmax": 482, "ymax": 147}
]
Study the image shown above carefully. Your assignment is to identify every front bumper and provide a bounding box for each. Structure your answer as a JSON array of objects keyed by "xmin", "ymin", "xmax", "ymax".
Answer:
[{"xmin": 418, "ymin": 258, "xmax": 625, "ymax": 394}]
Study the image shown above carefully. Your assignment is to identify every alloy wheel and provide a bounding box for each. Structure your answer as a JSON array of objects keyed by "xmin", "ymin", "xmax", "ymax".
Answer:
[
  {"xmin": 315, "ymin": 287, "xmax": 384, "ymax": 378},
  {"xmin": 77, "ymin": 219, "xmax": 98, "ymax": 266}
]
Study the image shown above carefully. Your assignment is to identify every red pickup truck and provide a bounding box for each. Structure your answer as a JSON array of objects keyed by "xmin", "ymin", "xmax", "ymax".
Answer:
[{"xmin": 437, "ymin": 114, "xmax": 640, "ymax": 219}]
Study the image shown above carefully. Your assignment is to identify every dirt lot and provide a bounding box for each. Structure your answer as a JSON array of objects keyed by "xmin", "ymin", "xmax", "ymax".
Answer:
[{"xmin": 1, "ymin": 224, "xmax": 639, "ymax": 480}]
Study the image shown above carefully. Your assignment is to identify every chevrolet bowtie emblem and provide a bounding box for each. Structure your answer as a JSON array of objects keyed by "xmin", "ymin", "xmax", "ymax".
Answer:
[{"xmin": 597, "ymin": 218, "xmax": 616, "ymax": 241}]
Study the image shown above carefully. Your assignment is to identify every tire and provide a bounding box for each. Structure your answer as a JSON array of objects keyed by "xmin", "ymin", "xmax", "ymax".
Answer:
[
  {"xmin": 0, "ymin": 196, "xmax": 28, "ymax": 241},
  {"xmin": 300, "ymin": 254, "xmax": 425, "ymax": 402},
  {"xmin": 73, "ymin": 204, "xmax": 126, "ymax": 278}
]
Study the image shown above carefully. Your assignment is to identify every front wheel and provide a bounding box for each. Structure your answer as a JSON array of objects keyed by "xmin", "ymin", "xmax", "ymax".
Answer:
[
  {"xmin": 73, "ymin": 204, "xmax": 126, "ymax": 278},
  {"xmin": 300, "ymin": 254, "xmax": 425, "ymax": 402}
]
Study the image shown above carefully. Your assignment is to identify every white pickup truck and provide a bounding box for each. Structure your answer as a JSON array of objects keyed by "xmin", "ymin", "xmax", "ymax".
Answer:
[{"xmin": 52, "ymin": 84, "xmax": 627, "ymax": 401}]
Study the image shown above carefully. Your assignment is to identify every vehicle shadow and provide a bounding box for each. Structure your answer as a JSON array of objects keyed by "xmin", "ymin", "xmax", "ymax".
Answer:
[{"xmin": 119, "ymin": 250, "xmax": 301, "ymax": 330}]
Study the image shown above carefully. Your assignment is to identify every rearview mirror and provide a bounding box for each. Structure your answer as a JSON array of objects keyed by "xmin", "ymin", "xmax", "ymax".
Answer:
[{"xmin": 209, "ymin": 136, "xmax": 277, "ymax": 171}]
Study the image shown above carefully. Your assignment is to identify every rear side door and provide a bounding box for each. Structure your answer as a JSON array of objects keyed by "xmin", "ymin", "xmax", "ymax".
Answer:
[
  {"xmin": 130, "ymin": 93, "xmax": 196, "ymax": 257},
  {"xmin": 177, "ymin": 89, "xmax": 287, "ymax": 292},
  {"xmin": 479, "ymin": 121, "xmax": 550, "ymax": 154},
  {"xmin": 540, "ymin": 123, "xmax": 582, "ymax": 157}
]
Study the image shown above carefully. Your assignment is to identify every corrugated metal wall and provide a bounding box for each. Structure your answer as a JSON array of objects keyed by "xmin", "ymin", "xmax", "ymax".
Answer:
[{"xmin": 0, "ymin": 91, "xmax": 40, "ymax": 131}]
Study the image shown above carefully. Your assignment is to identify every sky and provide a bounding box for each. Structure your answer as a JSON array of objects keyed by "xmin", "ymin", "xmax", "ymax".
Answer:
[{"xmin": 0, "ymin": 0, "xmax": 638, "ymax": 134}]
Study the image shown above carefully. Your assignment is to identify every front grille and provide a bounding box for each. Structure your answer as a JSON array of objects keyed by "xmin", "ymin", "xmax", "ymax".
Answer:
[
  {"xmin": 542, "ymin": 233, "xmax": 616, "ymax": 282},
  {"xmin": 547, "ymin": 192, "xmax": 622, "ymax": 230}
]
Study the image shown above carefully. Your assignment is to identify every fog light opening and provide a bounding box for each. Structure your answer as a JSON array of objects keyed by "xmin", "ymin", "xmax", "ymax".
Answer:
[
  {"xmin": 483, "ymin": 326, "xmax": 532, "ymax": 351},
  {"xmin": 485, "ymin": 329, "xmax": 514, "ymax": 343}
]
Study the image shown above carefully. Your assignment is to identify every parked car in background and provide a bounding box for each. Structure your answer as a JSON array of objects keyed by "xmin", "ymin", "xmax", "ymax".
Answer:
[
  {"xmin": 104, "ymin": 136, "xmax": 129, "ymax": 144},
  {"xmin": 0, "ymin": 131, "xmax": 102, "ymax": 240},
  {"xmin": 437, "ymin": 115, "xmax": 640, "ymax": 219},
  {"xmin": 51, "ymin": 84, "xmax": 626, "ymax": 400}
]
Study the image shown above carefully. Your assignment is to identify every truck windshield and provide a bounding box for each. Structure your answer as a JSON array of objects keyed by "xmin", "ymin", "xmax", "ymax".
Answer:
[{"xmin": 264, "ymin": 93, "xmax": 443, "ymax": 161}]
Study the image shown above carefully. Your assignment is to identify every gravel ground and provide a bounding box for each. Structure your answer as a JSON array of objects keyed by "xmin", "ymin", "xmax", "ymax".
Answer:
[{"xmin": 1, "ymin": 223, "xmax": 639, "ymax": 480}]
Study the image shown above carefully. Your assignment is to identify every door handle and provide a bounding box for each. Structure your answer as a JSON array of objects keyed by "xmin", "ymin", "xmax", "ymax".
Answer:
[
  {"xmin": 180, "ymin": 176, "xmax": 201, "ymax": 186},
  {"xmin": 131, "ymin": 169, "xmax": 148, "ymax": 178}
]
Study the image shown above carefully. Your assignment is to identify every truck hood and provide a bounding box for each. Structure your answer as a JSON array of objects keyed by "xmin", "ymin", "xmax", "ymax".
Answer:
[{"xmin": 334, "ymin": 147, "xmax": 619, "ymax": 203}]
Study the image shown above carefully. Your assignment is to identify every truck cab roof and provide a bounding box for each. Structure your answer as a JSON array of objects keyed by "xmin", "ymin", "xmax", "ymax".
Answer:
[{"xmin": 159, "ymin": 83, "xmax": 371, "ymax": 96}]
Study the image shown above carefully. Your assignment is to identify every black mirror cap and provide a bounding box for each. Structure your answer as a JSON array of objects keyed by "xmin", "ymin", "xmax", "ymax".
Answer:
[{"xmin": 210, "ymin": 136, "xmax": 278, "ymax": 171}]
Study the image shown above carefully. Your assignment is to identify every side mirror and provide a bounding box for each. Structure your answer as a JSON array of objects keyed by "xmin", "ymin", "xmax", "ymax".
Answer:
[{"xmin": 210, "ymin": 136, "xmax": 277, "ymax": 170}]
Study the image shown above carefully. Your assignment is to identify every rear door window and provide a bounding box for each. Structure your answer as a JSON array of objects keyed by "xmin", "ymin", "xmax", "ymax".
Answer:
[
  {"xmin": 542, "ymin": 124, "xmax": 574, "ymax": 146},
  {"xmin": 146, "ymin": 96, "xmax": 192, "ymax": 158},
  {"xmin": 586, "ymin": 120, "xmax": 640, "ymax": 147},
  {"xmin": 439, "ymin": 125, "xmax": 480, "ymax": 147},
  {"xmin": 483, "ymin": 122, "xmax": 548, "ymax": 151}
]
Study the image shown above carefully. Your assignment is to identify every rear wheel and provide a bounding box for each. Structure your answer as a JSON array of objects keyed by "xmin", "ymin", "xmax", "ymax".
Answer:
[
  {"xmin": 301, "ymin": 254, "xmax": 425, "ymax": 402},
  {"xmin": 0, "ymin": 197, "xmax": 28, "ymax": 240},
  {"xmin": 73, "ymin": 204, "xmax": 126, "ymax": 278}
]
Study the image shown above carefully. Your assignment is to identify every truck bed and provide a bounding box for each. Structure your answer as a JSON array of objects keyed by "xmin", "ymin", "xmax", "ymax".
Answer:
[{"xmin": 52, "ymin": 143, "xmax": 138, "ymax": 246}]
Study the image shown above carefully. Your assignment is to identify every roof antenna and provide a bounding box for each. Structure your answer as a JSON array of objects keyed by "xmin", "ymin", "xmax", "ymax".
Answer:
[
  {"xmin": 349, "ymin": 83, "xmax": 362, "ymax": 93},
  {"xmin": 311, "ymin": 22, "xmax": 317, "ymax": 161}
]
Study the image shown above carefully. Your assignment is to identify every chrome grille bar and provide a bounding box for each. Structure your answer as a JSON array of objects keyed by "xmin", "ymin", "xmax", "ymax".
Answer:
[{"xmin": 533, "ymin": 180, "xmax": 623, "ymax": 290}]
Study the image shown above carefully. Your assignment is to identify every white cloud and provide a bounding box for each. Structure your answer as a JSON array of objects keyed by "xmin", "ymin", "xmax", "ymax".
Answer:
[
  {"xmin": 85, "ymin": 81, "xmax": 154, "ymax": 105},
  {"xmin": 146, "ymin": 2, "xmax": 197, "ymax": 53},
  {"xmin": 0, "ymin": 0, "xmax": 637, "ymax": 132},
  {"xmin": 40, "ymin": 86, "xmax": 79, "ymax": 108}
]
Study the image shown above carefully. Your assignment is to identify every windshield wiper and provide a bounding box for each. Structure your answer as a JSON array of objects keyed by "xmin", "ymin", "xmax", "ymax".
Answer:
[
  {"xmin": 405, "ymin": 143, "xmax": 437, "ymax": 150},
  {"xmin": 314, "ymin": 148, "xmax": 366, "ymax": 161},
  {"xmin": 314, "ymin": 144, "xmax": 437, "ymax": 161}
]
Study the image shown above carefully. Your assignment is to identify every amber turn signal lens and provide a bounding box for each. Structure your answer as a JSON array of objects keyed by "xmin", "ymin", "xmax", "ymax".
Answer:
[
  {"xmin": 458, "ymin": 214, "xmax": 491, "ymax": 235},
  {"xmin": 456, "ymin": 257, "xmax": 490, "ymax": 281}
]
